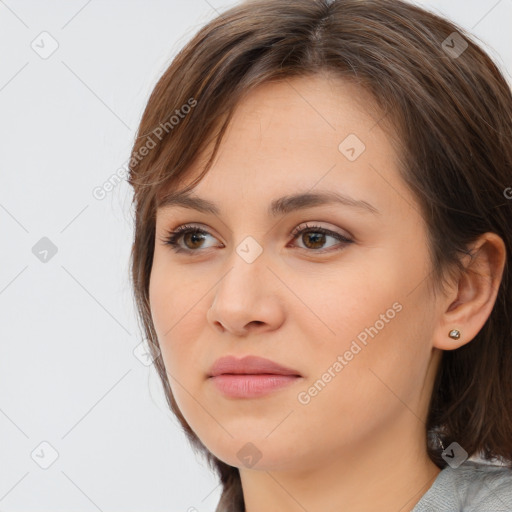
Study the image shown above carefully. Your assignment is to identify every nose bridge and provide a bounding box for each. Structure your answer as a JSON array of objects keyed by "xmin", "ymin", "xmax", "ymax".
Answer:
[
  {"xmin": 217, "ymin": 234, "xmax": 268, "ymax": 301},
  {"xmin": 207, "ymin": 233, "xmax": 281, "ymax": 332}
]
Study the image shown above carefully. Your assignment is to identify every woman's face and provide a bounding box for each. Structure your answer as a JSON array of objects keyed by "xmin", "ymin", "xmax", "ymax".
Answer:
[{"xmin": 149, "ymin": 75, "xmax": 442, "ymax": 471}]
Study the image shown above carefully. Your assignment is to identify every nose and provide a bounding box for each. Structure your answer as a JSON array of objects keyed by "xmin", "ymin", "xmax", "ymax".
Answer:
[{"xmin": 206, "ymin": 247, "xmax": 285, "ymax": 336}]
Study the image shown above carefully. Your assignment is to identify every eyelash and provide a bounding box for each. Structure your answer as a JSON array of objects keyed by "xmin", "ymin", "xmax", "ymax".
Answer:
[{"xmin": 160, "ymin": 222, "xmax": 353, "ymax": 255}]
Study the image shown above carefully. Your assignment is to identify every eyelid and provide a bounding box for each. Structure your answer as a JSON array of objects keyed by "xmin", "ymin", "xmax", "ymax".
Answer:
[
  {"xmin": 289, "ymin": 221, "xmax": 352, "ymax": 241},
  {"xmin": 162, "ymin": 219, "xmax": 351, "ymax": 240}
]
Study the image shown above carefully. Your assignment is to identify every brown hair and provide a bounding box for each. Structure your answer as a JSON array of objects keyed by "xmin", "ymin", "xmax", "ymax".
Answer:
[{"xmin": 127, "ymin": 0, "xmax": 512, "ymax": 509}]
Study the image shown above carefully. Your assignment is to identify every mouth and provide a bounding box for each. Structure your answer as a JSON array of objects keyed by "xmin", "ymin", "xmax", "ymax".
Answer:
[{"xmin": 208, "ymin": 355, "xmax": 302, "ymax": 398}]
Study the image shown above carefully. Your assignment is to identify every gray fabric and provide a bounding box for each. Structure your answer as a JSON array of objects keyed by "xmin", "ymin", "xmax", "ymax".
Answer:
[{"xmin": 412, "ymin": 461, "xmax": 512, "ymax": 511}]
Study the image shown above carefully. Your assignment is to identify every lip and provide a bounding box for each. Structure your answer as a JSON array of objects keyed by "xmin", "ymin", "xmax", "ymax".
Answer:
[
  {"xmin": 208, "ymin": 355, "xmax": 301, "ymax": 377},
  {"xmin": 208, "ymin": 355, "xmax": 302, "ymax": 398}
]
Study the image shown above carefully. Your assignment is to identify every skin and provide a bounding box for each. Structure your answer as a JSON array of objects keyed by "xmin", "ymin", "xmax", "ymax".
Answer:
[{"xmin": 149, "ymin": 74, "xmax": 506, "ymax": 512}]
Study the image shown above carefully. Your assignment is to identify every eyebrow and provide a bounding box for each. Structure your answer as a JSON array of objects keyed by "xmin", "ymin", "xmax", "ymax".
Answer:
[{"xmin": 157, "ymin": 189, "xmax": 380, "ymax": 217}]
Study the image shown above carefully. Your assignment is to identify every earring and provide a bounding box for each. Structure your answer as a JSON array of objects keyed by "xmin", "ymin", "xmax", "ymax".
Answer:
[
  {"xmin": 437, "ymin": 433, "xmax": 445, "ymax": 452},
  {"xmin": 448, "ymin": 329, "xmax": 461, "ymax": 340}
]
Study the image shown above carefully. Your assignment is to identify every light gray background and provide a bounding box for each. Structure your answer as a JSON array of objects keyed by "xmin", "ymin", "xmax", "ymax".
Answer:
[{"xmin": 1, "ymin": 1, "xmax": 511, "ymax": 511}]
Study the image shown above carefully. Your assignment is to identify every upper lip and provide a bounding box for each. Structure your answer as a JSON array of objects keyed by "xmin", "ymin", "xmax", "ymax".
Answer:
[{"xmin": 208, "ymin": 355, "xmax": 302, "ymax": 377}]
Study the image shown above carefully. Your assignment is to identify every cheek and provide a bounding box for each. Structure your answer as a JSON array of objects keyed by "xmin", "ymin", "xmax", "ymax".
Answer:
[
  {"xmin": 288, "ymin": 261, "xmax": 400, "ymax": 348},
  {"xmin": 149, "ymin": 256, "xmax": 195, "ymax": 338},
  {"xmin": 149, "ymin": 264, "xmax": 208, "ymax": 393},
  {"xmin": 291, "ymin": 255, "xmax": 433, "ymax": 401},
  {"xmin": 288, "ymin": 298, "xmax": 432, "ymax": 462}
]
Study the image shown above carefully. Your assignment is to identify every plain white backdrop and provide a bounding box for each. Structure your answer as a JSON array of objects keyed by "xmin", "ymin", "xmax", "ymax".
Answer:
[{"xmin": 1, "ymin": 1, "xmax": 511, "ymax": 511}]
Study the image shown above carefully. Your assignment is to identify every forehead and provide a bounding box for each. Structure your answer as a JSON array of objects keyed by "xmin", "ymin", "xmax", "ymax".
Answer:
[
  {"xmin": 156, "ymin": 75, "xmax": 413, "ymax": 219},
  {"xmin": 223, "ymin": 75, "xmax": 384, "ymax": 148}
]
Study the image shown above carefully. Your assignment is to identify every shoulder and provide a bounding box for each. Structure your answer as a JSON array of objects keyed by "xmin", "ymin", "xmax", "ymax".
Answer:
[
  {"xmin": 455, "ymin": 461, "xmax": 512, "ymax": 510},
  {"xmin": 413, "ymin": 460, "xmax": 512, "ymax": 512}
]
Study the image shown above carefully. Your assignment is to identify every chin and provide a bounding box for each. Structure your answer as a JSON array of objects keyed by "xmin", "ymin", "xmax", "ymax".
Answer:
[{"xmin": 200, "ymin": 434, "xmax": 307, "ymax": 472}]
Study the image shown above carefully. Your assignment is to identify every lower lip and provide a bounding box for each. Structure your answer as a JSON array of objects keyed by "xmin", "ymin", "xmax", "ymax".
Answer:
[{"xmin": 209, "ymin": 374, "xmax": 301, "ymax": 398}]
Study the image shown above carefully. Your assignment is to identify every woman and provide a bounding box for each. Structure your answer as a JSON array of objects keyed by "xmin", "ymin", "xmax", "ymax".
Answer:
[{"xmin": 127, "ymin": 0, "xmax": 512, "ymax": 510}]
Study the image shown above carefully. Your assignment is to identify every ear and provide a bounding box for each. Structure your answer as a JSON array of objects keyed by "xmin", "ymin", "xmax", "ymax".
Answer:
[{"xmin": 433, "ymin": 232, "xmax": 507, "ymax": 351}]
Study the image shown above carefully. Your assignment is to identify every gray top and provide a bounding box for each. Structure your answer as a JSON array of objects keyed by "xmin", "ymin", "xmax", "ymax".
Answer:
[{"xmin": 412, "ymin": 461, "xmax": 512, "ymax": 511}]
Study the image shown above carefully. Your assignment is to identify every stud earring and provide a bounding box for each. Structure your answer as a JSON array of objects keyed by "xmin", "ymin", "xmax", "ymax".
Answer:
[{"xmin": 448, "ymin": 329, "xmax": 461, "ymax": 340}]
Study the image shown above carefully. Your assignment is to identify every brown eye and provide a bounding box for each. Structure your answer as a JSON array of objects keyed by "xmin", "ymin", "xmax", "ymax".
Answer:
[
  {"xmin": 300, "ymin": 231, "xmax": 327, "ymax": 249},
  {"xmin": 162, "ymin": 225, "xmax": 219, "ymax": 253},
  {"xmin": 290, "ymin": 223, "xmax": 353, "ymax": 253},
  {"xmin": 182, "ymin": 231, "xmax": 207, "ymax": 250}
]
